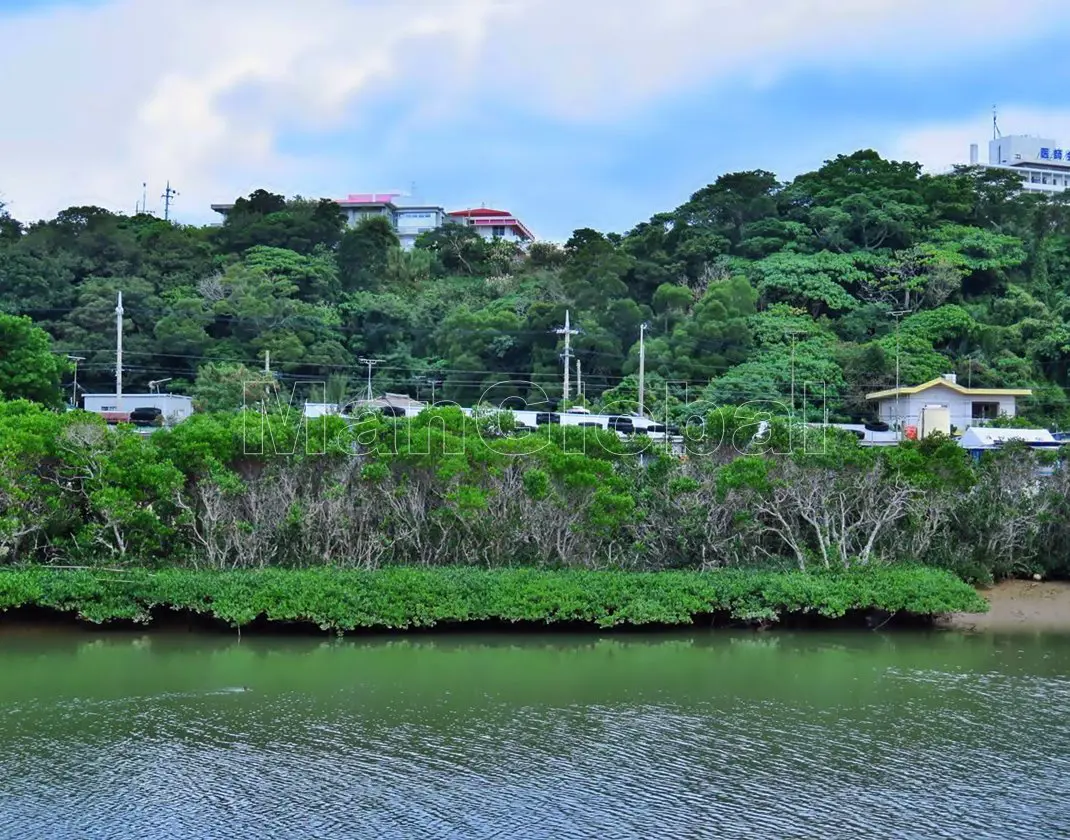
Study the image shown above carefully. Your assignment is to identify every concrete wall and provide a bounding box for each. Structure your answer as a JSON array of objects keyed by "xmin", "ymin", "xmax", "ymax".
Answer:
[
  {"xmin": 876, "ymin": 385, "xmax": 1018, "ymax": 431},
  {"xmin": 989, "ymin": 135, "xmax": 1061, "ymax": 165},
  {"xmin": 472, "ymin": 225, "xmax": 524, "ymax": 243},
  {"xmin": 83, "ymin": 394, "xmax": 193, "ymax": 423},
  {"xmin": 395, "ymin": 208, "xmax": 444, "ymax": 251}
]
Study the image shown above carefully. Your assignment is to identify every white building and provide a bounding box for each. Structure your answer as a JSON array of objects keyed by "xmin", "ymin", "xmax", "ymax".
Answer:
[
  {"xmin": 970, "ymin": 134, "xmax": 1070, "ymax": 193},
  {"xmin": 210, "ymin": 194, "xmax": 533, "ymax": 250},
  {"xmin": 446, "ymin": 208, "xmax": 535, "ymax": 244},
  {"xmin": 866, "ymin": 374, "xmax": 1031, "ymax": 434},
  {"xmin": 82, "ymin": 393, "xmax": 194, "ymax": 425}
]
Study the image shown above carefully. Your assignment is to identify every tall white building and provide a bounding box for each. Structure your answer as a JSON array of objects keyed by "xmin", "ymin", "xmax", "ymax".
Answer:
[{"xmin": 970, "ymin": 134, "xmax": 1070, "ymax": 193}]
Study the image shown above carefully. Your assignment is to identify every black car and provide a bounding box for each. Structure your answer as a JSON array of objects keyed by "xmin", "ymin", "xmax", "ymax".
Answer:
[{"xmin": 129, "ymin": 406, "xmax": 164, "ymax": 427}]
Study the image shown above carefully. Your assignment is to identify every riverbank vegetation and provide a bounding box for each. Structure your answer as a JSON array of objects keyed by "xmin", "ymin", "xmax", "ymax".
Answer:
[
  {"xmin": 0, "ymin": 566, "xmax": 986, "ymax": 630},
  {"xmin": 3, "ymin": 150, "xmax": 1070, "ymax": 626},
  {"xmin": 0, "ymin": 399, "xmax": 1067, "ymax": 584}
]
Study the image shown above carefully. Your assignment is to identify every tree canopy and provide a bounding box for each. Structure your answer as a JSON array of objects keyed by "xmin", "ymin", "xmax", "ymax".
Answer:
[{"xmin": 3, "ymin": 152, "xmax": 1070, "ymax": 424}]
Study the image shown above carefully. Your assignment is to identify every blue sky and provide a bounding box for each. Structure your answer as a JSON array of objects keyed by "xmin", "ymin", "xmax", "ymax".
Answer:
[{"xmin": 2, "ymin": 0, "xmax": 1070, "ymax": 241}]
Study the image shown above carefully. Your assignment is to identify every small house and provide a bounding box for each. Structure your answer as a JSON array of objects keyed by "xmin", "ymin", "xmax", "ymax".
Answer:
[{"xmin": 865, "ymin": 374, "xmax": 1031, "ymax": 434}]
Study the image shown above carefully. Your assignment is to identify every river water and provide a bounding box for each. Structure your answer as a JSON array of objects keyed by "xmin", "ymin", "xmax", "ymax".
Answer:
[{"xmin": 0, "ymin": 629, "xmax": 1068, "ymax": 839}]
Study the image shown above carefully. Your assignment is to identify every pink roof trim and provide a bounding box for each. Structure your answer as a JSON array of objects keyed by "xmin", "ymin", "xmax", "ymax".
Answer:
[{"xmin": 344, "ymin": 193, "xmax": 401, "ymax": 203}]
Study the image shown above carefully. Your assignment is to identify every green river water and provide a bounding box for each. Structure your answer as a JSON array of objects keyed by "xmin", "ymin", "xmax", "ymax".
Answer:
[{"xmin": 0, "ymin": 628, "xmax": 1068, "ymax": 839}]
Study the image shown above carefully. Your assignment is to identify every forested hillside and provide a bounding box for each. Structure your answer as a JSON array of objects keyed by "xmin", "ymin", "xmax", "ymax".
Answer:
[{"xmin": 3, "ymin": 149, "xmax": 1069, "ymax": 424}]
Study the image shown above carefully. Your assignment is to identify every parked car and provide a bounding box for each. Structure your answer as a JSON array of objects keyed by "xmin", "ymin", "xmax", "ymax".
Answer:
[{"xmin": 129, "ymin": 406, "xmax": 164, "ymax": 427}]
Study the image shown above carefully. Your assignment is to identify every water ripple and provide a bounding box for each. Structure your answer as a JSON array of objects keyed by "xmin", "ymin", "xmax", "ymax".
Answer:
[{"xmin": 1, "ymin": 634, "xmax": 1068, "ymax": 839}]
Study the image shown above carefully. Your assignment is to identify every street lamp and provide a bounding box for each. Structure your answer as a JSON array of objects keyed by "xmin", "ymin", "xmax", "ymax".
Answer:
[
  {"xmin": 66, "ymin": 356, "xmax": 85, "ymax": 408},
  {"xmin": 637, "ymin": 322, "xmax": 649, "ymax": 418}
]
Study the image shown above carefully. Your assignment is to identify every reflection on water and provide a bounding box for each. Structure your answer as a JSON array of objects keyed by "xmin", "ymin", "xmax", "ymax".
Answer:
[{"xmin": 0, "ymin": 631, "xmax": 1068, "ymax": 839}]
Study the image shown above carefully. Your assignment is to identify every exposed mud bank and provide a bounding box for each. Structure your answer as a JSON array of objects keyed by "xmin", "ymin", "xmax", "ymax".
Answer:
[{"xmin": 943, "ymin": 580, "xmax": 1070, "ymax": 632}]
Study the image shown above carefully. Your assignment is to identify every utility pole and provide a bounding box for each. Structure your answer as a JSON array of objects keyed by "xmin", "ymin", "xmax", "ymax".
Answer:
[
  {"xmin": 554, "ymin": 310, "xmax": 579, "ymax": 404},
  {"xmin": 890, "ymin": 310, "xmax": 910, "ymax": 439},
  {"xmin": 359, "ymin": 358, "xmax": 384, "ymax": 402},
  {"xmin": 161, "ymin": 181, "xmax": 178, "ymax": 221},
  {"xmin": 425, "ymin": 376, "xmax": 442, "ymax": 405},
  {"xmin": 263, "ymin": 350, "xmax": 271, "ymax": 374},
  {"xmin": 115, "ymin": 292, "xmax": 124, "ymax": 410},
  {"xmin": 788, "ymin": 331, "xmax": 798, "ymax": 421},
  {"xmin": 637, "ymin": 322, "xmax": 649, "ymax": 418},
  {"xmin": 575, "ymin": 357, "xmax": 582, "ymax": 403},
  {"xmin": 67, "ymin": 355, "xmax": 84, "ymax": 408}
]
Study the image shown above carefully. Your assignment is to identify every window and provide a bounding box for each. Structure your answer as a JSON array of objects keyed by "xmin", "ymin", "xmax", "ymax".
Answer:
[
  {"xmin": 1031, "ymin": 172, "xmax": 1042, "ymax": 183},
  {"xmin": 492, "ymin": 225, "xmax": 507, "ymax": 237},
  {"xmin": 972, "ymin": 401, "xmax": 1000, "ymax": 421},
  {"xmin": 1043, "ymin": 173, "xmax": 1051, "ymax": 185}
]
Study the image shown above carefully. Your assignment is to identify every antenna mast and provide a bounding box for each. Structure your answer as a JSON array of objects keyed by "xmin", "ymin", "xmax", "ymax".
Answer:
[{"xmin": 161, "ymin": 181, "xmax": 178, "ymax": 221}]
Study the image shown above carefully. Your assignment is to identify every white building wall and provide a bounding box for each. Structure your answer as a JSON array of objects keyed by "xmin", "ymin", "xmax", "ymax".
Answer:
[
  {"xmin": 471, "ymin": 226, "xmax": 523, "ymax": 243},
  {"xmin": 877, "ymin": 385, "xmax": 1018, "ymax": 431},
  {"xmin": 395, "ymin": 208, "xmax": 444, "ymax": 251},
  {"xmin": 983, "ymin": 135, "xmax": 1070, "ymax": 193},
  {"xmin": 989, "ymin": 135, "xmax": 1062, "ymax": 166},
  {"xmin": 345, "ymin": 206, "xmax": 395, "ymax": 227},
  {"xmin": 83, "ymin": 394, "xmax": 194, "ymax": 423}
]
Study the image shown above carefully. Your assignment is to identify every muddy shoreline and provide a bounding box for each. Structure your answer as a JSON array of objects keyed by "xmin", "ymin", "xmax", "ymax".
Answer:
[{"xmin": 944, "ymin": 580, "xmax": 1070, "ymax": 631}]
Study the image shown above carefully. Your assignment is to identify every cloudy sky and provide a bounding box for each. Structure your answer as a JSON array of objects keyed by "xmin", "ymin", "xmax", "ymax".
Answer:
[{"xmin": 2, "ymin": 0, "xmax": 1069, "ymax": 240}]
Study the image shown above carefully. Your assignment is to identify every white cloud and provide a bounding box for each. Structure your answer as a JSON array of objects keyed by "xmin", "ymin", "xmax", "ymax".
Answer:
[
  {"xmin": 887, "ymin": 107, "xmax": 1070, "ymax": 172},
  {"xmin": 0, "ymin": 0, "xmax": 1066, "ymax": 225},
  {"xmin": 481, "ymin": 0, "xmax": 1067, "ymax": 121},
  {"xmin": 0, "ymin": 0, "xmax": 507, "ymax": 222}
]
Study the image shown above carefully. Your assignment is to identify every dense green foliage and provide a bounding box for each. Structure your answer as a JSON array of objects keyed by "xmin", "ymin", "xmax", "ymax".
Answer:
[
  {"xmin": 4, "ymin": 153, "xmax": 1070, "ymax": 423},
  {"xmin": 0, "ymin": 313, "xmax": 67, "ymax": 405},
  {"xmin": 1, "ymin": 400, "xmax": 1068, "ymax": 583},
  {"xmin": 0, "ymin": 565, "xmax": 987, "ymax": 630},
  {"xmin": 3, "ymin": 154, "xmax": 1070, "ymax": 607}
]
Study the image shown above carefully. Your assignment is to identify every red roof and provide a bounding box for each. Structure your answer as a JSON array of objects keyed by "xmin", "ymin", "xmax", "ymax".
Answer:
[
  {"xmin": 448, "ymin": 208, "xmax": 513, "ymax": 218},
  {"xmin": 447, "ymin": 207, "xmax": 534, "ymax": 240}
]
